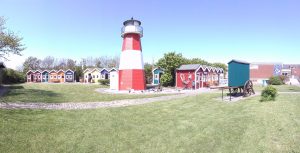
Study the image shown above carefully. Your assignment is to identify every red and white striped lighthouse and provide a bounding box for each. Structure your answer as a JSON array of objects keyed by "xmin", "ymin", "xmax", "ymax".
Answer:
[{"xmin": 118, "ymin": 18, "xmax": 146, "ymax": 90}]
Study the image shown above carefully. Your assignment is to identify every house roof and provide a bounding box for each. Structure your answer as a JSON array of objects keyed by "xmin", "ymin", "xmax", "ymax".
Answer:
[
  {"xmin": 100, "ymin": 68, "xmax": 109, "ymax": 73},
  {"xmin": 26, "ymin": 70, "xmax": 33, "ymax": 74},
  {"xmin": 83, "ymin": 68, "xmax": 94, "ymax": 73},
  {"xmin": 91, "ymin": 68, "xmax": 102, "ymax": 73},
  {"xmin": 49, "ymin": 70, "xmax": 57, "ymax": 73},
  {"xmin": 34, "ymin": 69, "xmax": 42, "ymax": 73},
  {"xmin": 152, "ymin": 67, "xmax": 164, "ymax": 72},
  {"xmin": 228, "ymin": 59, "xmax": 250, "ymax": 65},
  {"xmin": 177, "ymin": 64, "xmax": 224, "ymax": 73},
  {"xmin": 109, "ymin": 68, "xmax": 118, "ymax": 72},
  {"xmin": 177, "ymin": 64, "xmax": 201, "ymax": 70},
  {"xmin": 41, "ymin": 70, "xmax": 49, "ymax": 73},
  {"xmin": 251, "ymin": 62, "xmax": 282, "ymax": 65},
  {"xmin": 57, "ymin": 69, "xmax": 64, "ymax": 73},
  {"xmin": 65, "ymin": 69, "xmax": 74, "ymax": 73}
]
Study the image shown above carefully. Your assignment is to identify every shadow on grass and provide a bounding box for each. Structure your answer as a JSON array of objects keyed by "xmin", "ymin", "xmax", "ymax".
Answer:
[
  {"xmin": 7, "ymin": 85, "xmax": 24, "ymax": 89},
  {"xmin": 1, "ymin": 85, "xmax": 62, "ymax": 103}
]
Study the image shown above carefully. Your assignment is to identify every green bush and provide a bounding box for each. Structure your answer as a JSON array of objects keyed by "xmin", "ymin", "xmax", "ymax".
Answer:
[
  {"xmin": 98, "ymin": 79, "xmax": 110, "ymax": 86},
  {"xmin": 268, "ymin": 76, "xmax": 283, "ymax": 85},
  {"xmin": 160, "ymin": 73, "xmax": 173, "ymax": 87},
  {"xmin": 2, "ymin": 68, "xmax": 25, "ymax": 84},
  {"xmin": 260, "ymin": 86, "xmax": 278, "ymax": 102}
]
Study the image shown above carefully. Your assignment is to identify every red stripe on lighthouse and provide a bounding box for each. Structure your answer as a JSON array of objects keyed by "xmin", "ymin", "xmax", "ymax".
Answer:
[
  {"xmin": 119, "ymin": 69, "xmax": 146, "ymax": 90},
  {"xmin": 122, "ymin": 33, "xmax": 142, "ymax": 51}
]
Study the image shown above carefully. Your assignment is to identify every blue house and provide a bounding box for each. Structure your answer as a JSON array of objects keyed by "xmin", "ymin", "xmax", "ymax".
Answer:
[
  {"xmin": 228, "ymin": 60, "xmax": 250, "ymax": 87},
  {"xmin": 65, "ymin": 69, "xmax": 75, "ymax": 82},
  {"xmin": 100, "ymin": 68, "xmax": 109, "ymax": 79},
  {"xmin": 42, "ymin": 70, "xmax": 49, "ymax": 82},
  {"xmin": 152, "ymin": 67, "xmax": 164, "ymax": 85}
]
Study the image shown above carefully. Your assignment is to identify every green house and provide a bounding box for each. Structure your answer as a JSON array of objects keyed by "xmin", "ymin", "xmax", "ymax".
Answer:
[
  {"xmin": 228, "ymin": 60, "xmax": 250, "ymax": 87},
  {"xmin": 152, "ymin": 67, "xmax": 164, "ymax": 85}
]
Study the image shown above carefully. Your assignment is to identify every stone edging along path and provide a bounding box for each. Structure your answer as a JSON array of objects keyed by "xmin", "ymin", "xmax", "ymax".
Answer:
[{"xmin": 0, "ymin": 90, "xmax": 299, "ymax": 110}]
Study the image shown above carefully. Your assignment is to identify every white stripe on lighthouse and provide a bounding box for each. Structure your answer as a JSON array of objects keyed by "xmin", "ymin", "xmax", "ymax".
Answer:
[{"xmin": 119, "ymin": 50, "xmax": 144, "ymax": 70}]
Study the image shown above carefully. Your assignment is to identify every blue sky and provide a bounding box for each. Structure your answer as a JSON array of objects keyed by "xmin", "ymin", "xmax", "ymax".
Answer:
[{"xmin": 1, "ymin": 0, "xmax": 300, "ymax": 69}]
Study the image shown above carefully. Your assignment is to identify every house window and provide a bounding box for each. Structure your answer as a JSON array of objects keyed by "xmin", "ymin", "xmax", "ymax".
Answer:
[
  {"xmin": 58, "ymin": 76, "xmax": 61, "ymax": 79},
  {"xmin": 97, "ymin": 75, "xmax": 99, "ymax": 78},
  {"xmin": 54, "ymin": 76, "xmax": 57, "ymax": 79},
  {"xmin": 93, "ymin": 75, "xmax": 95, "ymax": 78},
  {"xmin": 69, "ymin": 75, "xmax": 72, "ymax": 79},
  {"xmin": 43, "ymin": 75, "xmax": 46, "ymax": 79},
  {"xmin": 85, "ymin": 75, "xmax": 87, "ymax": 78},
  {"xmin": 51, "ymin": 76, "xmax": 53, "ymax": 79},
  {"xmin": 62, "ymin": 75, "xmax": 64, "ymax": 78},
  {"xmin": 155, "ymin": 74, "xmax": 159, "ymax": 79},
  {"xmin": 102, "ymin": 74, "xmax": 105, "ymax": 79},
  {"xmin": 27, "ymin": 75, "xmax": 31, "ymax": 78}
]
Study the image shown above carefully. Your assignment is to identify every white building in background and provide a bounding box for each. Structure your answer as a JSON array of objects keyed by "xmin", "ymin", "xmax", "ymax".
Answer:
[{"xmin": 109, "ymin": 69, "xmax": 118, "ymax": 90}]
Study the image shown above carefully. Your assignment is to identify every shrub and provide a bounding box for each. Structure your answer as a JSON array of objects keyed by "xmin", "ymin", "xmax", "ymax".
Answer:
[
  {"xmin": 2, "ymin": 68, "xmax": 25, "ymax": 84},
  {"xmin": 160, "ymin": 73, "xmax": 173, "ymax": 87},
  {"xmin": 268, "ymin": 76, "xmax": 283, "ymax": 85},
  {"xmin": 260, "ymin": 86, "xmax": 278, "ymax": 102},
  {"xmin": 98, "ymin": 79, "xmax": 110, "ymax": 86}
]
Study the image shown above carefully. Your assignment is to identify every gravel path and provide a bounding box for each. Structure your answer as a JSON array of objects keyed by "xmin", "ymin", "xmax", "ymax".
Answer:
[
  {"xmin": 1, "ymin": 89, "xmax": 299, "ymax": 110},
  {"xmin": 0, "ymin": 89, "xmax": 213, "ymax": 110}
]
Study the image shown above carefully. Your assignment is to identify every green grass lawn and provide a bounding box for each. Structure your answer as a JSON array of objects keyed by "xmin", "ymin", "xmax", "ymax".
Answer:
[
  {"xmin": 0, "ymin": 83, "xmax": 167, "ymax": 103},
  {"xmin": 254, "ymin": 84, "xmax": 300, "ymax": 92},
  {"xmin": 1, "ymin": 93, "xmax": 299, "ymax": 153}
]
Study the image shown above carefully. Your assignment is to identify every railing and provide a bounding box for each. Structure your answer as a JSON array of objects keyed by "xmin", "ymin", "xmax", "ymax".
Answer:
[{"xmin": 121, "ymin": 25, "xmax": 143, "ymax": 37}]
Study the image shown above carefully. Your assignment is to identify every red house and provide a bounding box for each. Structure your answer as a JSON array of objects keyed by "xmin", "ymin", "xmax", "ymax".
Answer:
[
  {"xmin": 27, "ymin": 70, "xmax": 42, "ymax": 83},
  {"xmin": 26, "ymin": 70, "xmax": 34, "ymax": 82},
  {"xmin": 176, "ymin": 64, "xmax": 224, "ymax": 89}
]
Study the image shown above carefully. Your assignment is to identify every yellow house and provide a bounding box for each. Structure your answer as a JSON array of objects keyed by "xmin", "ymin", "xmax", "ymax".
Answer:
[{"xmin": 83, "ymin": 68, "xmax": 101, "ymax": 83}]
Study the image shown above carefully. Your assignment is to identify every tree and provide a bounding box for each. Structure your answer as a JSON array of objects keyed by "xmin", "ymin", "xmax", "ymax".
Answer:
[
  {"xmin": 188, "ymin": 58, "xmax": 210, "ymax": 66},
  {"xmin": 94, "ymin": 58, "xmax": 102, "ymax": 68},
  {"xmin": 144, "ymin": 63, "xmax": 153, "ymax": 84},
  {"xmin": 156, "ymin": 52, "xmax": 187, "ymax": 86},
  {"xmin": 0, "ymin": 17, "xmax": 25, "ymax": 60},
  {"xmin": 160, "ymin": 73, "xmax": 172, "ymax": 86},
  {"xmin": 66, "ymin": 59, "xmax": 76, "ymax": 70},
  {"xmin": 75, "ymin": 65, "xmax": 83, "ymax": 82},
  {"xmin": 22, "ymin": 56, "xmax": 41, "ymax": 73},
  {"xmin": 212, "ymin": 62, "xmax": 227, "ymax": 72},
  {"xmin": 2, "ymin": 68, "xmax": 25, "ymax": 84},
  {"xmin": 41, "ymin": 56, "xmax": 55, "ymax": 69}
]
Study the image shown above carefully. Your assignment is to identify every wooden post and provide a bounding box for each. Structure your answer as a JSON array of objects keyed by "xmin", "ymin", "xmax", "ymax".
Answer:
[{"xmin": 222, "ymin": 87, "xmax": 224, "ymax": 101}]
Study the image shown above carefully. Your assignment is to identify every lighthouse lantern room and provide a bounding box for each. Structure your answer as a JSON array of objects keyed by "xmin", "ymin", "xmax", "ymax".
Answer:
[{"xmin": 118, "ymin": 18, "xmax": 146, "ymax": 90}]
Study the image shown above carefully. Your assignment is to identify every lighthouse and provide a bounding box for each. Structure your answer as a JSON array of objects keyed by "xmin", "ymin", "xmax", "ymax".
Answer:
[{"xmin": 118, "ymin": 18, "xmax": 146, "ymax": 90}]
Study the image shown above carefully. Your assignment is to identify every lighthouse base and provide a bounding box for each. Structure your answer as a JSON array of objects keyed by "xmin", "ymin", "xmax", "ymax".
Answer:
[{"xmin": 118, "ymin": 69, "xmax": 146, "ymax": 90}]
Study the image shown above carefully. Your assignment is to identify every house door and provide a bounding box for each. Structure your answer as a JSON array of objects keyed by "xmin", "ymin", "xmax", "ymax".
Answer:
[
  {"xmin": 88, "ymin": 74, "xmax": 92, "ymax": 83},
  {"xmin": 197, "ymin": 73, "xmax": 202, "ymax": 89},
  {"xmin": 105, "ymin": 73, "xmax": 109, "ymax": 79}
]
